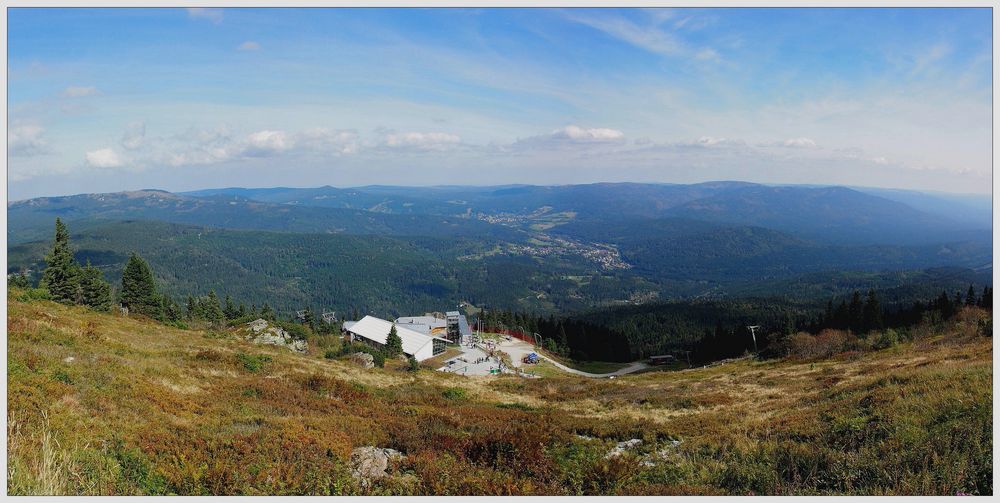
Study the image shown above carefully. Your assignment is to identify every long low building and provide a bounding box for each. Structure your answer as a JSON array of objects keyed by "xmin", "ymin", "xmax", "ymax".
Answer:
[{"xmin": 344, "ymin": 315, "xmax": 449, "ymax": 361}]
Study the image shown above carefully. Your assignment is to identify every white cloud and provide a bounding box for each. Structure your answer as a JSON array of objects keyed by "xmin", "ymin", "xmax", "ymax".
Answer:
[
  {"xmin": 297, "ymin": 128, "xmax": 359, "ymax": 154},
  {"xmin": 245, "ymin": 130, "xmax": 291, "ymax": 155},
  {"xmin": 85, "ymin": 148, "xmax": 124, "ymax": 168},
  {"xmin": 121, "ymin": 121, "xmax": 146, "ymax": 150},
  {"xmin": 238, "ymin": 41, "xmax": 261, "ymax": 51},
  {"xmin": 551, "ymin": 125, "xmax": 625, "ymax": 142},
  {"xmin": 383, "ymin": 131, "xmax": 461, "ymax": 150},
  {"xmin": 186, "ymin": 8, "xmax": 223, "ymax": 24},
  {"xmin": 783, "ymin": 137, "xmax": 817, "ymax": 148},
  {"xmin": 9, "ymin": 124, "xmax": 49, "ymax": 156},
  {"xmin": 61, "ymin": 86, "xmax": 98, "ymax": 98},
  {"xmin": 512, "ymin": 125, "xmax": 626, "ymax": 150}
]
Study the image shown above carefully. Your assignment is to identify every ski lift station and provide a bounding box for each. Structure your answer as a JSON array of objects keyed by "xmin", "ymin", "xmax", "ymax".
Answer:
[{"xmin": 343, "ymin": 315, "xmax": 449, "ymax": 361}]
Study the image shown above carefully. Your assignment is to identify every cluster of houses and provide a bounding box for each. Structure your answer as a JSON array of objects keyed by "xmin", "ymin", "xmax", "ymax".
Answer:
[{"xmin": 342, "ymin": 310, "xmax": 474, "ymax": 362}]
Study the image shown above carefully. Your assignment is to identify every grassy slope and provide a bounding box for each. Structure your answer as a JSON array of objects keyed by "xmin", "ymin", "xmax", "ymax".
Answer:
[{"xmin": 7, "ymin": 292, "xmax": 992, "ymax": 495}]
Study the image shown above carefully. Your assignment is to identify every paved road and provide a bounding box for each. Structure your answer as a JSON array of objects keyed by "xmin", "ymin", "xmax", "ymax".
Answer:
[{"xmin": 496, "ymin": 338, "xmax": 650, "ymax": 378}]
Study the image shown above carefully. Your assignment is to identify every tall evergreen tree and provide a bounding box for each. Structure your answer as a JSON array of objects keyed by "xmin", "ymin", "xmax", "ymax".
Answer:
[
  {"xmin": 161, "ymin": 296, "xmax": 182, "ymax": 322},
  {"xmin": 186, "ymin": 294, "xmax": 197, "ymax": 319},
  {"xmin": 120, "ymin": 253, "xmax": 160, "ymax": 317},
  {"xmin": 261, "ymin": 303, "xmax": 274, "ymax": 321},
  {"xmin": 223, "ymin": 295, "xmax": 237, "ymax": 320},
  {"xmin": 8, "ymin": 271, "xmax": 30, "ymax": 289},
  {"xmin": 847, "ymin": 291, "xmax": 864, "ymax": 331},
  {"xmin": 40, "ymin": 218, "xmax": 81, "ymax": 304},
  {"xmin": 861, "ymin": 289, "xmax": 882, "ymax": 333},
  {"xmin": 202, "ymin": 290, "xmax": 225, "ymax": 323},
  {"xmin": 966, "ymin": 285, "xmax": 978, "ymax": 307},
  {"xmin": 79, "ymin": 261, "xmax": 112, "ymax": 311},
  {"xmin": 385, "ymin": 323, "xmax": 403, "ymax": 357}
]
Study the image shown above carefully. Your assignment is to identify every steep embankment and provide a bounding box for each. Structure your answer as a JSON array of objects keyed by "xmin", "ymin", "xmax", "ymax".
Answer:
[{"xmin": 7, "ymin": 292, "xmax": 992, "ymax": 495}]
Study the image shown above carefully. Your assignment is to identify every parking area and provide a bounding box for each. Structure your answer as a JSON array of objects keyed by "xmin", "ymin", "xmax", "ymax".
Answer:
[{"xmin": 436, "ymin": 344, "xmax": 507, "ymax": 376}]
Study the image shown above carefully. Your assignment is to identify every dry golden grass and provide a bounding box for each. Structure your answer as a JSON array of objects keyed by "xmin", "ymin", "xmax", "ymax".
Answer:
[{"xmin": 7, "ymin": 294, "xmax": 993, "ymax": 495}]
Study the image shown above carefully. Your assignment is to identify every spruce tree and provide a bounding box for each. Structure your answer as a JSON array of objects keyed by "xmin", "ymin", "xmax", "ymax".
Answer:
[
  {"xmin": 385, "ymin": 323, "xmax": 403, "ymax": 357},
  {"xmin": 8, "ymin": 271, "xmax": 30, "ymax": 289},
  {"xmin": 261, "ymin": 303, "xmax": 274, "ymax": 321},
  {"xmin": 186, "ymin": 294, "xmax": 197, "ymax": 319},
  {"xmin": 223, "ymin": 295, "xmax": 236, "ymax": 320},
  {"xmin": 79, "ymin": 261, "xmax": 112, "ymax": 311},
  {"xmin": 120, "ymin": 253, "xmax": 160, "ymax": 317},
  {"xmin": 966, "ymin": 285, "xmax": 977, "ymax": 307},
  {"xmin": 40, "ymin": 218, "xmax": 82, "ymax": 304},
  {"xmin": 861, "ymin": 289, "xmax": 882, "ymax": 333},
  {"xmin": 162, "ymin": 296, "xmax": 181, "ymax": 322},
  {"xmin": 203, "ymin": 290, "xmax": 225, "ymax": 323}
]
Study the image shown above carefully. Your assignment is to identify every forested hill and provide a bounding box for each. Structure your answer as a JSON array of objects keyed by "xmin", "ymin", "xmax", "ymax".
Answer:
[{"xmin": 7, "ymin": 190, "xmax": 525, "ymax": 245}]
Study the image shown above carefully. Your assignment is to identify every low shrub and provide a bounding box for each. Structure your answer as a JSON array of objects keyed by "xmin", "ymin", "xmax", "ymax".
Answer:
[
  {"xmin": 236, "ymin": 353, "xmax": 272, "ymax": 373},
  {"xmin": 442, "ymin": 387, "xmax": 467, "ymax": 400}
]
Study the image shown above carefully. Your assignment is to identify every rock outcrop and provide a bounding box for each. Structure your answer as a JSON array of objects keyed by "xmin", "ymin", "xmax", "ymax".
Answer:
[
  {"xmin": 350, "ymin": 446, "xmax": 403, "ymax": 487},
  {"xmin": 242, "ymin": 319, "xmax": 307, "ymax": 353},
  {"xmin": 350, "ymin": 352, "xmax": 375, "ymax": 368}
]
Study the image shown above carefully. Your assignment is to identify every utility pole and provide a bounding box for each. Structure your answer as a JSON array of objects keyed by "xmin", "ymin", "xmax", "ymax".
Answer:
[{"xmin": 747, "ymin": 325, "xmax": 760, "ymax": 353}]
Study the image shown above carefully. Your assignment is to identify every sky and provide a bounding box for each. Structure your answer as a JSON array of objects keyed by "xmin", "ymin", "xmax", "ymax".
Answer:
[{"xmin": 7, "ymin": 7, "xmax": 993, "ymax": 199}]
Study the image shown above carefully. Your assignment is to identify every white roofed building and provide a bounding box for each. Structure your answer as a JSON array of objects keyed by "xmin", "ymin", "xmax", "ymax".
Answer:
[{"xmin": 344, "ymin": 315, "xmax": 448, "ymax": 361}]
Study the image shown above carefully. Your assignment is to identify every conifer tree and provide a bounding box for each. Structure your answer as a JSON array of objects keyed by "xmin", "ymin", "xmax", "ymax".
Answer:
[
  {"xmin": 162, "ymin": 296, "xmax": 182, "ymax": 322},
  {"xmin": 8, "ymin": 271, "xmax": 30, "ymax": 289},
  {"xmin": 120, "ymin": 253, "xmax": 160, "ymax": 317},
  {"xmin": 223, "ymin": 295, "xmax": 236, "ymax": 320},
  {"xmin": 79, "ymin": 261, "xmax": 112, "ymax": 311},
  {"xmin": 861, "ymin": 289, "xmax": 882, "ymax": 333},
  {"xmin": 385, "ymin": 323, "xmax": 403, "ymax": 357},
  {"xmin": 203, "ymin": 290, "xmax": 225, "ymax": 323},
  {"xmin": 966, "ymin": 285, "xmax": 977, "ymax": 307},
  {"xmin": 40, "ymin": 218, "xmax": 82, "ymax": 304},
  {"xmin": 186, "ymin": 294, "xmax": 197, "ymax": 319},
  {"xmin": 261, "ymin": 303, "xmax": 274, "ymax": 321}
]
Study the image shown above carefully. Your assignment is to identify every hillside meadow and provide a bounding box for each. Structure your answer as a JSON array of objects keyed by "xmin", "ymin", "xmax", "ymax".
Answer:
[{"xmin": 6, "ymin": 290, "xmax": 992, "ymax": 495}]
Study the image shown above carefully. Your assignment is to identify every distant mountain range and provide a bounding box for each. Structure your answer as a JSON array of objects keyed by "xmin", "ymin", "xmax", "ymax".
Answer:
[{"xmin": 7, "ymin": 181, "xmax": 991, "ymax": 316}]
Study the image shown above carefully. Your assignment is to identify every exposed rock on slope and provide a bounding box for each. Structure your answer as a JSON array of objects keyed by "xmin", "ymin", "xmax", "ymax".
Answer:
[{"xmin": 240, "ymin": 318, "xmax": 307, "ymax": 353}]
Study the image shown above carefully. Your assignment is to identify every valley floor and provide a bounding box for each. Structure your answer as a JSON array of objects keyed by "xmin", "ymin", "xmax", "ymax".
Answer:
[{"xmin": 7, "ymin": 292, "xmax": 992, "ymax": 495}]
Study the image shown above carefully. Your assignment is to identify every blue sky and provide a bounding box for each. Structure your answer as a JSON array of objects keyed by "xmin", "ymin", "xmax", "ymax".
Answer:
[{"xmin": 8, "ymin": 7, "xmax": 992, "ymax": 199}]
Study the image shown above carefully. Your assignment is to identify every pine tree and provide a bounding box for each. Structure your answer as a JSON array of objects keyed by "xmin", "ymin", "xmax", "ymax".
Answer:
[
  {"xmin": 120, "ymin": 253, "xmax": 160, "ymax": 317},
  {"xmin": 79, "ymin": 261, "xmax": 112, "ymax": 311},
  {"xmin": 861, "ymin": 289, "xmax": 882, "ymax": 333},
  {"xmin": 223, "ymin": 295, "xmax": 236, "ymax": 320},
  {"xmin": 261, "ymin": 303, "xmax": 274, "ymax": 321},
  {"xmin": 40, "ymin": 218, "xmax": 82, "ymax": 304},
  {"xmin": 385, "ymin": 323, "xmax": 403, "ymax": 357},
  {"xmin": 237, "ymin": 303, "xmax": 247, "ymax": 318},
  {"xmin": 966, "ymin": 285, "xmax": 978, "ymax": 307},
  {"xmin": 186, "ymin": 294, "xmax": 197, "ymax": 319},
  {"xmin": 847, "ymin": 291, "xmax": 864, "ymax": 332},
  {"xmin": 162, "ymin": 296, "xmax": 181, "ymax": 322},
  {"xmin": 980, "ymin": 287, "xmax": 993, "ymax": 309},
  {"xmin": 203, "ymin": 290, "xmax": 225, "ymax": 323},
  {"xmin": 8, "ymin": 271, "xmax": 30, "ymax": 289}
]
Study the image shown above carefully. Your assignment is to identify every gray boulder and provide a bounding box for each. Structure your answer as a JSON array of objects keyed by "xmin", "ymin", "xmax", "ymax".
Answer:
[
  {"xmin": 350, "ymin": 446, "xmax": 403, "ymax": 486},
  {"xmin": 243, "ymin": 319, "xmax": 307, "ymax": 353},
  {"xmin": 350, "ymin": 352, "xmax": 375, "ymax": 369}
]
